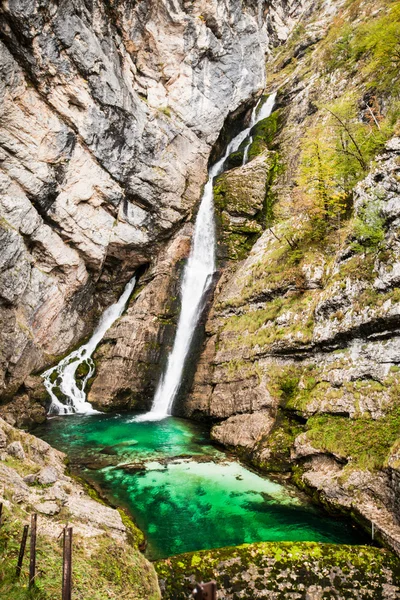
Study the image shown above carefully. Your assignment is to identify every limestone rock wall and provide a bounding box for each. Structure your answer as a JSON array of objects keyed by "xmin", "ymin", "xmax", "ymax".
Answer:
[
  {"xmin": 0, "ymin": 0, "xmax": 272, "ymax": 401},
  {"xmin": 184, "ymin": 0, "xmax": 400, "ymax": 554}
]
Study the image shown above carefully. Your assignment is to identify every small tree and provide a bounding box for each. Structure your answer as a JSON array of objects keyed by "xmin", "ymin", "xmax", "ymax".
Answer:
[{"xmin": 296, "ymin": 122, "xmax": 347, "ymax": 240}]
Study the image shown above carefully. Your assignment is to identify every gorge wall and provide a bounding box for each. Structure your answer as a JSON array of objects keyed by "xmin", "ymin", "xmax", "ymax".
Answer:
[
  {"xmin": 183, "ymin": 0, "xmax": 400, "ymax": 556},
  {"xmin": 0, "ymin": 0, "xmax": 275, "ymax": 419},
  {"xmin": 2, "ymin": 0, "xmax": 400, "ymax": 561},
  {"xmin": 0, "ymin": 0, "xmax": 314, "ymax": 420}
]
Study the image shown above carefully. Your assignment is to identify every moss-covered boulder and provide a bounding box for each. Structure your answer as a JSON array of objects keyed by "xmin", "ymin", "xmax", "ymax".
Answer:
[
  {"xmin": 247, "ymin": 109, "xmax": 282, "ymax": 160},
  {"xmin": 155, "ymin": 541, "xmax": 400, "ymax": 599},
  {"xmin": 214, "ymin": 152, "xmax": 278, "ymax": 260}
]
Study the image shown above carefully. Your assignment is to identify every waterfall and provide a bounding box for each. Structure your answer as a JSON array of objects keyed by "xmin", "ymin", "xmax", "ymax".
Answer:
[
  {"xmin": 242, "ymin": 92, "xmax": 277, "ymax": 165},
  {"xmin": 139, "ymin": 92, "xmax": 277, "ymax": 422},
  {"xmin": 42, "ymin": 275, "xmax": 136, "ymax": 415}
]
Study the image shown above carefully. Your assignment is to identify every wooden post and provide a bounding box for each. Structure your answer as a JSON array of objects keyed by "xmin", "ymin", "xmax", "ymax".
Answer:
[
  {"xmin": 29, "ymin": 514, "xmax": 37, "ymax": 588},
  {"xmin": 0, "ymin": 502, "xmax": 3, "ymax": 527},
  {"xmin": 62, "ymin": 527, "xmax": 73, "ymax": 600},
  {"xmin": 193, "ymin": 581, "xmax": 217, "ymax": 600},
  {"xmin": 16, "ymin": 524, "xmax": 29, "ymax": 577}
]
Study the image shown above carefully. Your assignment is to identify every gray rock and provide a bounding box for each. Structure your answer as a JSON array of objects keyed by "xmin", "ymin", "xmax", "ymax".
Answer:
[
  {"xmin": 7, "ymin": 441, "xmax": 25, "ymax": 460},
  {"xmin": 34, "ymin": 501, "xmax": 60, "ymax": 516},
  {"xmin": 211, "ymin": 412, "xmax": 274, "ymax": 451},
  {"xmin": 0, "ymin": 428, "xmax": 7, "ymax": 449},
  {"xmin": 23, "ymin": 473, "xmax": 38, "ymax": 485},
  {"xmin": 37, "ymin": 466, "xmax": 58, "ymax": 485}
]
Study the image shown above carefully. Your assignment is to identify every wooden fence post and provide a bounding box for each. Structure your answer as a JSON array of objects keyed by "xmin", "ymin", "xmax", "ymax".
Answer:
[
  {"xmin": 16, "ymin": 524, "xmax": 29, "ymax": 577},
  {"xmin": 193, "ymin": 581, "xmax": 217, "ymax": 600},
  {"xmin": 29, "ymin": 514, "xmax": 37, "ymax": 588},
  {"xmin": 62, "ymin": 527, "xmax": 73, "ymax": 600}
]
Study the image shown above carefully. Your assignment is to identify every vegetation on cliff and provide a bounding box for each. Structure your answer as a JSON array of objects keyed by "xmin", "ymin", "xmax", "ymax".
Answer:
[{"xmin": 190, "ymin": 0, "xmax": 400, "ymax": 556}]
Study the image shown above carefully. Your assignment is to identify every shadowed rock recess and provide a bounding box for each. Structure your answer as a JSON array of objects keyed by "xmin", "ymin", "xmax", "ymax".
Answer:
[{"xmin": 2, "ymin": 0, "xmax": 400, "ymax": 597}]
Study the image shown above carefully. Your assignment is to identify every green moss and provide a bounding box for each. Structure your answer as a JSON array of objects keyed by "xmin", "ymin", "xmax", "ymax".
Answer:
[
  {"xmin": 254, "ymin": 410, "xmax": 304, "ymax": 473},
  {"xmin": 220, "ymin": 292, "xmax": 315, "ymax": 352},
  {"xmin": 155, "ymin": 541, "xmax": 400, "ymax": 600},
  {"xmin": 262, "ymin": 152, "xmax": 282, "ymax": 227},
  {"xmin": 305, "ymin": 407, "xmax": 400, "ymax": 470},
  {"xmin": 224, "ymin": 149, "xmax": 245, "ymax": 170},
  {"xmin": 76, "ymin": 361, "xmax": 90, "ymax": 379},
  {"xmin": 117, "ymin": 509, "xmax": 146, "ymax": 549},
  {"xmin": 248, "ymin": 109, "xmax": 282, "ymax": 160},
  {"xmin": 159, "ymin": 106, "xmax": 171, "ymax": 118}
]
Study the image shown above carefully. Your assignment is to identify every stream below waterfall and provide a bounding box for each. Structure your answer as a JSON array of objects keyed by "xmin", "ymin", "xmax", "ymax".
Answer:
[{"xmin": 35, "ymin": 414, "xmax": 367, "ymax": 560}]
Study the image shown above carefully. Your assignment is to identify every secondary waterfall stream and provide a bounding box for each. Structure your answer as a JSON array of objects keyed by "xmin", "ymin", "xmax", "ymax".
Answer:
[
  {"xmin": 42, "ymin": 275, "xmax": 136, "ymax": 414},
  {"xmin": 142, "ymin": 92, "xmax": 278, "ymax": 421}
]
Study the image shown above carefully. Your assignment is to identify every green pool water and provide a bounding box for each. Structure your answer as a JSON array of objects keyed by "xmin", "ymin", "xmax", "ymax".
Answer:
[{"xmin": 35, "ymin": 414, "xmax": 367, "ymax": 560}]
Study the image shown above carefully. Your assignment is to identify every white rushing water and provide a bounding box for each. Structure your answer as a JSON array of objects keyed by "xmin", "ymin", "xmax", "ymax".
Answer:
[
  {"xmin": 42, "ymin": 275, "xmax": 136, "ymax": 415},
  {"xmin": 138, "ymin": 92, "xmax": 277, "ymax": 422},
  {"xmin": 242, "ymin": 92, "xmax": 277, "ymax": 165}
]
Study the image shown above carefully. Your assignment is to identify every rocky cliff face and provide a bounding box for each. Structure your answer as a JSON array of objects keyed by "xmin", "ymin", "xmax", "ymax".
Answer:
[
  {"xmin": 71, "ymin": 0, "xmax": 315, "ymax": 411},
  {"xmin": 183, "ymin": 0, "xmax": 400, "ymax": 555},
  {"xmin": 0, "ymin": 0, "xmax": 278, "ymax": 409}
]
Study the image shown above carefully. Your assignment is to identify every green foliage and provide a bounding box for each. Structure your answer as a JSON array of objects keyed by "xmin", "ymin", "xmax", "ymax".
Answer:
[
  {"xmin": 352, "ymin": 193, "xmax": 385, "ymax": 253},
  {"xmin": 325, "ymin": 3, "xmax": 400, "ymax": 94},
  {"xmin": 306, "ymin": 407, "xmax": 400, "ymax": 470},
  {"xmin": 296, "ymin": 91, "xmax": 396, "ymax": 241}
]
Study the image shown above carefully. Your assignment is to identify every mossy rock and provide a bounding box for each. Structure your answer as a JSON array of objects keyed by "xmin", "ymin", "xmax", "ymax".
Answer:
[
  {"xmin": 224, "ymin": 149, "xmax": 245, "ymax": 170},
  {"xmin": 214, "ymin": 153, "xmax": 278, "ymax": 261},
  {"xmin": 155, "ymin": 541, "xmax": 400, "ymax": 599},
  {"xmin": 76, "ymin": 360, "xmax": 91, "ymax": 379},
  {"xmin": 248, "ymin": 109, "xmax": 282, "ymax": 161},
  {"xmin": 254, "ymin": 410, "xmax": 304, "ymax": 473}
]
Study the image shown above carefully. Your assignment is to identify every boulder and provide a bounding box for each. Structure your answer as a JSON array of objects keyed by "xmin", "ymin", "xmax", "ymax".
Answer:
[
  {"xmin": 7, "ymin": 441, "xmax": 25, "ymax": 460},
  {"xmin": 37, "ymin": 466, "xmax": 59, "ymax": 485},
  {"xmin": 211, "ymin": 412, "xmax": 274, "ymax": 451}
]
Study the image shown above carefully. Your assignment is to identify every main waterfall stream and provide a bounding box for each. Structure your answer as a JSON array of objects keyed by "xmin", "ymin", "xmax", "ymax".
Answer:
[
  {"xmin": 37, "ymin": 94, "xmax": 366, "ymax": 561},
  {"xmin": 142, "ymin": 92, "xmax": 278, "ymax": 420}
]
